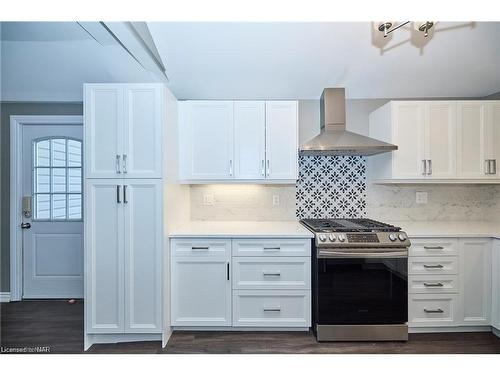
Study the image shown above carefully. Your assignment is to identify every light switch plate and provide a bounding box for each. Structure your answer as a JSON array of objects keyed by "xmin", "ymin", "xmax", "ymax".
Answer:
[
  {"xmin": 203, "ymin": 194, "xmax": 214, "ymax": 206},
  {"xmin": 416, "ymin": 191, "xmax": 428, "ymax": 204}
]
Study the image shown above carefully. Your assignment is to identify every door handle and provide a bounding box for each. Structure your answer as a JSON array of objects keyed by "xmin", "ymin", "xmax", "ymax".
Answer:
[
  {"xmin": 266, "ymin": 160, "xmax": 270, "ymax": 176},
  {"xmin": 492, "ymin": 160, "xmax": 497, "ymax": 175},
  {"xmin": 20, "ymin": 222, "xmax": 31, "ymax": 229},
  {"xmin": 263, "ymin": 306, "xmax": 281, "ymax": 312},
  {"xmin": 424, "ymin": 282, "xmax": 444, "ymax": 287},
  {"xmin": 261, "ymin": 159, "xmax": 265, "ymax": 176},
  {"xmin": 262, "ymin": 271, "xmax": 281, "ymax": 276},
  {"xmin": 116, "ymin": 185, "xmax": 121, "ymax": 203},
  {"xmin": 116, "ymin": 155, "xmax": 121, "ymax": 174},
  {"xmin": 485, "ymin": 159, "xmax": 491, "ymax": 175},
  {"xmin": 427, "ymin": 159, "xmax": 432, "ymax": 175},
  {"xmin": 423, "ymin": 264, "xmax": 444, "ymax": 269},
  {"xmin": 423, "ymin": 246, "xmax": 444, "ymax": 250},
  {"xmin": 424, "ymin": 308, "xmax": 444, "ymax": 313},
  {"xmin": 122, "ymin": 154, "xmax": 127, "ymax": 174},
  {"xmin": 123, "ymin": 185, "xmax": 128, "ymax": 204},
  {"xmin": 227, "ymin": 262, "xmax": 230, "ymax": 281},
  {"xmin": 422, "ymin": 160, "xmax": 426, "ymax": 175},
  {"xmin": 229, "ymin": 160, "xmax": 233, "ymax": 176}
]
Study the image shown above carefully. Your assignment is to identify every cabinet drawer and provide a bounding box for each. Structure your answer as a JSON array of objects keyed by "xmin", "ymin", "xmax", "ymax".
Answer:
[
  {"xmin": 232, "ymin": 257, "xmax": 310, "ymax": 290},
  {"xmin": 233, "ymin": 290, "xmax": 311, "ymax": 327},
  {"xmin": 408, "ymin": 275, "xmax": 459, "ymax": 294},
  {"xmin": 409, "ymin": 238, "xmax": 458, "ymax": 257},
  {"xmin": 409, "ymin": 257, "xmax": 458, "ymax": 275},
  {"xmin": 232, "ymin": 238, "xmax": 311, "ymax": 257},
  {"xmin": 171, "ymin": 238, "xmax": 231, "ymax": 258},
  {"xmin": 408, "ymin": 294, "xmax": 458, "ymax": 327}
]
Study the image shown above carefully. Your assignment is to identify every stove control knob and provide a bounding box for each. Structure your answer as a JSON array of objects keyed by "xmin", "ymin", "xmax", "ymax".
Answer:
[
  {"xmin": 338, "ymin": 234, "xmax": 346, "ymax": 242},
  {"xmin": 389, "ymin": 234, "xmax": 397, "ymax": 242},
  {"xmin": 398, "ymin": 233, "xmax": 407, "ymax": 241},
  {"xmin": 329, "ymin": 234, "xmax": 336, "ymax": 242},
  {"xmin": 319, "ymin": 234, "xmax": 327, "ymax": 242}
]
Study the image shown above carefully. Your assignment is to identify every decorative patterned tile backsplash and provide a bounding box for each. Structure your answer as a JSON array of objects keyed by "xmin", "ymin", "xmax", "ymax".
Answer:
[{"xmin": 296, "ymin": 155, "xmax": 367, "ymax": 219}]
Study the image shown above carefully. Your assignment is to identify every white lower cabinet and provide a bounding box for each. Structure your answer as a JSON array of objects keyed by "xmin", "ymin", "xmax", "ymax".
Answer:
[
  {"xmin": 233, "ymin": 290, "xmax": 310, "ymax": 327},
  {"xmin": 170, "ymin": 237, "xmax": 311, "ymax": 329},
  {"xmin": 408, "ymin": 237, "xmax": 494, "ymax": 331},
  {"xmin": 492, "ymin": 240, "xmax": 500, "ymax": 331}
]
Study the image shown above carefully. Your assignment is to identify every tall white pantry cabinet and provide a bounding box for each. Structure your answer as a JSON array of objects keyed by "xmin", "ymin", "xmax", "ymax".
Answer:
[{"xmin": 83, "ymin": 84, "xmax": 164, "ymax": 349}]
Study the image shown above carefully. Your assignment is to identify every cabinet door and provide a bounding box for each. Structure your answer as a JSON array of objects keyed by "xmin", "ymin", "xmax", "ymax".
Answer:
[
  {"xmin": 392, "ymin": 102, "xmax": 426, "ymax": 178},
  {"xmin": 265, "ymin": 101, "xmax": 298, "ymax": 180},
  {"xmin": 85, "ymin": 179, "xmax": 124, "ymax": 333},
  {"xmin": 484, "ymin": 101, "xmax": 500, "ymax": 177},
  {"xmin": 456, "ymin": 102, "xmax": 487, "ymax": 178},
  {"xmin": 123, "ymin": 85, "xmax": 163, "ymax": 178},
  {"xmin": 425, "ymin": 102, "xmax": 457, "ymax": 178},
  {"xmin": 458, "ymin": 238, "xmax": 491, "ymax": 325},
  {"xmin": 84, "ymin": 85, "xmax": 124, "ymax": 178},
  {"xmin": 180, "ymin": 101, "xmax": 234, "ymax": 180},
  {"xmin": 234, "ymin": 101, "xmax": 266, "ymax": 179},
  {"xmin": 171, "ymin": 246, "xmax": 231, "ymax": 326},
  {"xmin": 123, "ymin": 180, "xmax": 162, "ymax": 333},
  {"xmin": 492, "ymin": 240, "xmax": 500, "ymax": 330}
]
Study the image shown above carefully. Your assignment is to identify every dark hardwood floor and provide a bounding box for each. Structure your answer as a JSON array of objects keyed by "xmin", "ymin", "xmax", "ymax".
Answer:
[{"xmin": 2, "ymin": 301, "xmax": 500, "ymax": 354}]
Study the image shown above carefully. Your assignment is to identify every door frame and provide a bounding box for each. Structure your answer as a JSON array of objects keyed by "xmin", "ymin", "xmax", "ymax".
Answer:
[{"xmin": 10, "ymin": 115, "xmax": 83, "ymax": 301}]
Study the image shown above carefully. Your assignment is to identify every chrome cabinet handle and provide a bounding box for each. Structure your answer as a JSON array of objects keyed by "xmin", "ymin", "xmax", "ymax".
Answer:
[
  {"xmin": 229, "ymin": 159, "xmax": 233, "ymax": 176},
  {"xmin": 263, "ymin": 306, "xmax": 281, "ymax": 312},
  {"xmin": 122, "ymin": 154, "xmax": 127, "ymax": 174},
  {"xmin": 266, "ymin": 160, "xmax": 270, "ymax": 176},
  {"xmin": 424, "ymin": 246, "xmax": 444, "ymax": 250},
  {"xmin": 261, "ymin": 159, "xmax": 265, "ymax": 176},
  {"xmin": 262, "ymin": 271, "xmax": 281, "ymax": 276},
  {"xmin": 123, "ymin": 185, "xmax": 128, "ymax": 203},
  {"xmin": 427, "ymin": 159, "xmax": 432, "ymax": 175},
  {"xmin": 493, "ymin": 160, "xmax": 497, "ymax": 175},
  {"xmin": 263, "ymin": 247, "xmax": 281, "ymax": 251},
  {"xmin": 424, "ymin": 282, "xmax": 444, "ymax": 287},
  {"xmin": 116, "ymin": 185, "xmax": 121, "ymax": 203},
  {"xmin": 227, "ymin": 262, "xmax": 230, "ymax": 281},
  {"xmin": 424, "ymin": 308, "xmax": 444, "ymax": 313},
  {"xmin": 422, "ymin": 160, "xmax": 427, "ymax": 175},
  {"xmin": 116, "ymin": 155, "xmax": 121, "ymax": 174},
  {"xmin": 191, "ymin": 246, "xmax": 209, "ymax": 251},
  {"xmin": 485, "ymin": 159, "xmax": 491, "ymax": 175},
  {"xmin": 423, "ymin": 264, "xmax": 444, "ymax": 269}
]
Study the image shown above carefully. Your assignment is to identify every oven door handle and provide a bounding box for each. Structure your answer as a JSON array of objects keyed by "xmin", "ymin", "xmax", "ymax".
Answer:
[{"xmin": 318, "ymin": 250, "xmax": 408, "ymax": 258}]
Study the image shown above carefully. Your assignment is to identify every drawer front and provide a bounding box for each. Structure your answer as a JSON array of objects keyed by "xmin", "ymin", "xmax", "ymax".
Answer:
[
  {"xmin": 232, "ymin": 238, "xmax": 311, "ymax": 257},
  {"xmin": 232, "ymin": 257, "xmax": 311, "ymax": 290},
  {"xmin": 408, "ymin": 275, "xmax": 459, "ymax": 294},
  {"xmin": 233, "ymin": 290, "xmax": 311, "ymax": 327},
  {"xmin": 409, "ymin": 238, "xmax": 458, "ymax": 257},
  {"xmin": 409, "ymin": 257, "xmax": 458, "ymax": 275},
  {"xmin": 171, "ymin": 238, "xmax": 231, "ymax": 258},
  {"xmin": 408, "ymin": 294, "xmax": 458, "ymax": 327}
]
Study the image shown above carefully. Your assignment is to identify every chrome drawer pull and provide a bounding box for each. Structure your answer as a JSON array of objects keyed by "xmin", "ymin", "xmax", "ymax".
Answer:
[
  {"xmin": 424, "ymin": 282, "xmax": 444, "ymax": 287},
  {"xmin": 191, "ymin": 246, "xmax": 209, "ymax": 250},
  {"xmin": 263, "ymin": 306, "xmax": 281, "ymax": 312},
  {"xmin": 423, "ymin": 264, "xmax": 444, "ymax": 269},
  {"xmin": 262, "ymin": 271, "xmax": 281, "ymax": 276},
  {"xmin": 263, "ymin": 247, "xmax": 281, "ymax": 251},
  {"xmin": 423, "ymin": 246, "xmax": 444, "ymax": 250},
  {"xmin": 424, "ymin": 308, "xmax": 444, "ymax": 313}
]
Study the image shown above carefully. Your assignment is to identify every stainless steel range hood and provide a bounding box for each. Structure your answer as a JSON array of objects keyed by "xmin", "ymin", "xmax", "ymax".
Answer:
[{"xmin": 300, "ymin": 88, "xmax": 397, "ymax": 156}]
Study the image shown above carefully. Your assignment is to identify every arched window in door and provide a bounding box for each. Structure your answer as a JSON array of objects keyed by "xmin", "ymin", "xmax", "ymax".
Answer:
[{"xmin": 33, "ymin": 137, "xmax": 83, "ymax": 220}]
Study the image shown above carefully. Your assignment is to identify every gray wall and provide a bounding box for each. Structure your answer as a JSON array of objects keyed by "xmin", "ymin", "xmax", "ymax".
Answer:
[{"xmin": 0, "ymin": 102, "xmax": 83, "ymax": 292}]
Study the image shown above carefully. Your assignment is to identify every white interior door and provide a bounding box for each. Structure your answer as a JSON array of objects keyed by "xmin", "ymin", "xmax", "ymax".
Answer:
[{"xmin": 22, "ymin": 124, "xmax": 84, "ymax": 298}]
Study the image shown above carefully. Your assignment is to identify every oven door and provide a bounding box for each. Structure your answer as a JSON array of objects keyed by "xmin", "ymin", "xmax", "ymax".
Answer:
[{"xmin": 316, "ymin": 249, "xmax": 408, "ymax": 325}]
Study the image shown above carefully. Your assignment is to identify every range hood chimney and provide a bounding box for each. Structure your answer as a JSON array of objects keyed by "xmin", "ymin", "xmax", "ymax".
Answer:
[{"xmin": 300, "ymin": 88, "xmax": 397, "ymax": 156}]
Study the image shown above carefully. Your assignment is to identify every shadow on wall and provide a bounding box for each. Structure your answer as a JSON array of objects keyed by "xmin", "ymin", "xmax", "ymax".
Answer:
[{"xmin": 371, "ymin": 21, "xmax": 476, "ymax": 56}]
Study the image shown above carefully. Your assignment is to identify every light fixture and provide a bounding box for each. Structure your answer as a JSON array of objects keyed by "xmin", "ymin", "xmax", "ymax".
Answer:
[{"xmin": 377, "ymin": 21, "xmax": 435, "ymax": 38}]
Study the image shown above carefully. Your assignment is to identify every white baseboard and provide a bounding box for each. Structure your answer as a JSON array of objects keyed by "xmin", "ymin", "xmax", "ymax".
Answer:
[
  {"xmin": 0, "ymin": 292, "xmax": 11, "ymax": 303},
  {"xmin": 409, "ymin": 326, "xmax": 491, "ymax": 333}
]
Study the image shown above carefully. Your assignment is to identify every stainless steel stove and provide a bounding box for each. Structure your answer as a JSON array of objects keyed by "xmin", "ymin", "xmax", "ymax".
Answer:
[{"xmin": 301, "ymin": 218, "xmax": 410, "ymax": 342}]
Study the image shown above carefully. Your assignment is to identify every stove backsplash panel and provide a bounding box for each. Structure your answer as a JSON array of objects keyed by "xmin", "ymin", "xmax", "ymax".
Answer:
[{"xmin": 296, "ymin": 155, "xmax": 367, "ymax": 219}]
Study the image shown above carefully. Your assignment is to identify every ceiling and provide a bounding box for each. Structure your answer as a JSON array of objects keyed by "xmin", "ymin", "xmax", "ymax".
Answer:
[
  {"xmin": 148, "ymin": 22, "xmax": 500, "ymax": 100},
  {"xmin": 0, "ymin": 22, "xmax": 157, "ymax": 101},
  {"xmin": 1, "ymin": 22, "xmax": 499, "ymax": 102}
]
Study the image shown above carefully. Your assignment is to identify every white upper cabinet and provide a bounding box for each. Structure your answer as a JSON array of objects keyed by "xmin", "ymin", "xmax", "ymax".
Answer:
[
  {"xmin": 425, "ymin": 102, "xmax": 457, "ymax": 178},
  {"xmin": 84, "ymin": 84, "xmax": 163, "ymax": 179},
  {"xmin": 180, "ymin": 101, "xmax": 234, "ymax": 180},
  {"xmin": 179, "ymin": 100, "xmax": 298, "ymax": 182},
  {"xmin": 265, "ymin": 101, "xmax": 298, "ymax": 180},
  {"xmin": 456, "ymin": 102, "xmax": 487, "ymax": 178},
  {"xmin": 85, "ymin": 85, "xmax": 124, "ymax": 178},
  {"xmin": 233, "ymin": 101, "xmax": 266, "ymax": 179},
  {"xmin": 369, "ymin": 100, "xmax": 500, "ymax": 182}
]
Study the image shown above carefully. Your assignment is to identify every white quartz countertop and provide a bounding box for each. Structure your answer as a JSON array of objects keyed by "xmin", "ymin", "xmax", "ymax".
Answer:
[
  {"xmin": 168, "ymin": 221, "xmax": 314, "ymax": 239},
  {"xmin": 393, "ymin": 221, "xmax": 500, "ymax": 239}
]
